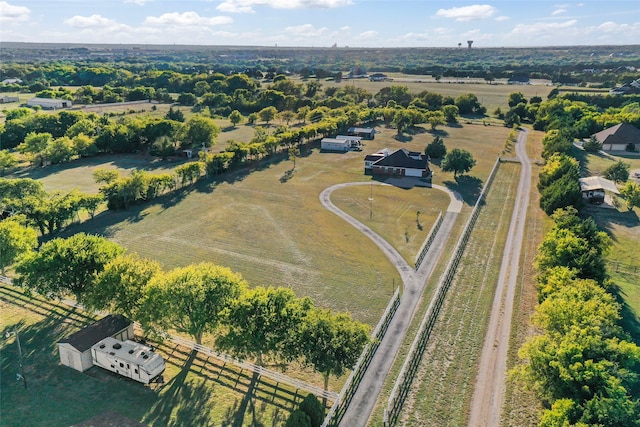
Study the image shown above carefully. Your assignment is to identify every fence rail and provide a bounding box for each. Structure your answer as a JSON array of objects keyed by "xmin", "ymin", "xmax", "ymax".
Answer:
[
  {"xmin": 414, "ymin": 212, "xmax": 444, "ymax": 270},
  {"xmin": 322, "ymin": 286, "xmax": 402, "ymax": 427},
  {"xmin": 383, "ymin": 157, "xmax": 501, "ymax": 427},
  {"xmin": 606, "ymin": 261, "xmax": 640, "ymax": 277},
  {"xmin": 0, "ymin": 276, "xmax": 337, "ymax": 402}
]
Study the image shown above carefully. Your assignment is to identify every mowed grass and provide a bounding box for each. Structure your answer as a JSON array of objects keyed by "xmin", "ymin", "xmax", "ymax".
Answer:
[
  {"xmin": 0, "ymin": 286, "xmax": 307, "ymax": 427},
  {"xmin": 25, "ymin": 122, "xmax": 509, "ymax": 328}
]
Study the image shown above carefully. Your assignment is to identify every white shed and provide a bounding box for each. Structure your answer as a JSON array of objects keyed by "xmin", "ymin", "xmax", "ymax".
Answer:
[
  {"xmin": 57, "ymin": 314, "xmax": 134, "ymax": 372},
  {"xmin": 27, "ymin": 97, "xmax": 72, "ymax": 110},
  {"xmin": 321, "ymin": 138, "xmax": 351, "ymax": 152}
]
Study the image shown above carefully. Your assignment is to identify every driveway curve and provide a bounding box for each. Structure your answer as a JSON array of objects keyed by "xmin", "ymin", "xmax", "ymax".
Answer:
[{"xmin": 320, "ymin": 179, "xmax": 462, "ymax": 426}]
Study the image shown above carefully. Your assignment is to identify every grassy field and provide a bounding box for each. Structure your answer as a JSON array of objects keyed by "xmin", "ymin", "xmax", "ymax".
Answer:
[{"xmin": 19, "ymin": 122, "xmax": 510, "ymax": 327}]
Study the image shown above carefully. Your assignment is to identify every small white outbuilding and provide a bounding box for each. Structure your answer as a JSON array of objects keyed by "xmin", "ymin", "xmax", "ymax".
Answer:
[
  {"xmin": 27, "ymin": 97, "xmax": 72, "ymax": 110},
  {"xmin": 57, "ymin": 314, "xmax": 134, "ymax": 372}
]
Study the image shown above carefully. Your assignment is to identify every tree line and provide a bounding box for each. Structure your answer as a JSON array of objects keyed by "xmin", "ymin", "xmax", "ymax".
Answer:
[
  {"xmin": 511, "ymin": 90, "xmax": 640, "ymax": 425},
  {"xmin": 11, "ymin": 232, "xmax": 369, "ymax": 396}
]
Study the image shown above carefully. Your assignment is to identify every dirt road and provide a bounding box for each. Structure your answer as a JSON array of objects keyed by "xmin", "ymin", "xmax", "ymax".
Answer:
[
  {"xmin": 319, "ymin": 181, "xmax": 462, "ymax": 426},
  {"xmin": 467, "ymin": 129, "xmax": 531, "ymax": 427}
]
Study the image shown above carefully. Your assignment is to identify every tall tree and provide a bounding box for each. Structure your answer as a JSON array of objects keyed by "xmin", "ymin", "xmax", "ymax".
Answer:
[
  {"xmin": 143, "ymin": 262, "xmax": 245, "ymax": 344},
  {"xmin": 218, "ymin": 286, "xmax": 313, "ymax": 365},
  {"xmin": 425, "ymin": 135, "xmax": 447, "ymax": 159},
  {"xmin": 84, "ymin": 254, "xmax": 161, "ymax": 319},
  {"xmin": 603, "ymin": 160, "xmax": 630, "ymax": 183},
  {"xmin": 441, "ymin": 148, "xmax": 476, "ymax": 177},
  {"xmin": 181, "ymin": 115, "xmax": 220, "ymax": 149},
  {"xmin": 299, "ymin": 308, "xmax": 369, "ymax": 399},
  {"xmin": 15, "ymin": 233, "xmax": 124, "ymax": 302}
]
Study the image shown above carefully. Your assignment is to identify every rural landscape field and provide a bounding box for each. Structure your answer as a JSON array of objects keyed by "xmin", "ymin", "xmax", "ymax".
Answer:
[{"xmin": 2, "ymin": 21, "xmax": 640, "ymax": 427}]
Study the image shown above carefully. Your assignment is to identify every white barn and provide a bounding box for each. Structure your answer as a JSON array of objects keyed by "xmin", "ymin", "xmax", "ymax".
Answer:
[
  {"xmin": 27, "ymin": 97, "xmax": 72, "ymax": 110},
  {"xmin": 57, "ymin": 314, "xmax": 134, "ymax": 373}
]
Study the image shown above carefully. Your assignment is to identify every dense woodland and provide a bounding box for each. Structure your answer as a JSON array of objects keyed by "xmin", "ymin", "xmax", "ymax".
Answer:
[{"xmin": 1, "ymin": 45, "xmax": 640, "ymax": 426}]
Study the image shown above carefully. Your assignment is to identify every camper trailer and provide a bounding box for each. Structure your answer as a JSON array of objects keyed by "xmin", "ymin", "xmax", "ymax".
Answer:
[{"xmin": 91, "ymin": 337, "xmax": 165, "ymax": 384}]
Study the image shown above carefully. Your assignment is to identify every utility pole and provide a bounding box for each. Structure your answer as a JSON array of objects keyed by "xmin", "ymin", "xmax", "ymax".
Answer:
[
  {"xmin": 368, "ymin": 183, "xmax": 374, "ymax": 220},
  {"xmin": 6, "ymin": 330, "xmax": 27, "ymax": 389}
]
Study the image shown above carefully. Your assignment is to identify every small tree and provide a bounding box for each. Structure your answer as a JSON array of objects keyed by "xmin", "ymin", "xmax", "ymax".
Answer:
[
  {"xmin": 582, "ymin": 135, "xmax": 602, "ymax": 153},
  {"xmin": 0, "ymin": 150, "xmax": 18, "ymax": 176},
  {"xmin": 425, "ymin": 135, "xmax": 447, "ymax": 159},
  {"xmin": 442, "ymin": 105, "xmax": 459, "ymax": 123},
  {"xmin": 299, "ymin": 394, "xmax": 325, "ymax": 427},
  {"xmin": 620, "ymin": 181, "xmax": 640, "ymax": 210},
  {"xmin": 228, "ymin": 110, "xmax": 243, "ymax": 127},
  {"xmin": 428, "ymin": 114, "xmax": 445, "ymax": 131},
  {"xmin": 259, "ymin": 106, "xmax": 278, "ymax": 124},
  {"xmin": 289, "ymin": 146, "xmax": 300, "ymax": 170},
  {"xmin": 441, "ymin": 148, "xmax": 476, "ymax": 177},
  {"xmin": 603, "ymin": 160, "xmax": 630, "ymax": 183}
]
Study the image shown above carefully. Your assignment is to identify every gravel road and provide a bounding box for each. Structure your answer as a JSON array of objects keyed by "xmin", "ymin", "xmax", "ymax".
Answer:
[{"xmin": 467, "ymin": 129, "xmax": 531, "ymax": 427}]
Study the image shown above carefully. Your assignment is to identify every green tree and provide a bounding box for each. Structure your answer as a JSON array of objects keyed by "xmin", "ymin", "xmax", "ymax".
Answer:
[
  {"xmin": 17, "ymin": 132, "xmax": 52, "ymax": 166},
  {"xmin": 285, "ymin": 410, "xmax": 311, "ymax": 427},
  {"xmin": 583, "ymin": 135, "xmax": 602, "ymax": 153},
  {"xmin": 620, "ymin": 181, "xmax": 640, "ymax": 209},
  {"xmin": 425, "ymin": 135, "xmax": 447, "ymax": 159},
  {"xmin": 539, "ymin": 173, "xmax": 582, "ymax": 216},
  {"xmin": 44, "ymin": 136, "xmax": 76, "ymax": 164},
  {"xmin": 15, "ymin": 233, "xmax": 124, "ymax": 302},
  {"xmin": 538, "ymin": 153, "xmax": 579, "ymax": 191},
  {"xmin": 503, "ymin": 108, "xmax": 521, "ymax": 128},
  {"xmin": 298, "ymin": 394, "xmax": 325, "ymax": 427},
  {"xmin": 428, "ymin": 114, "xmax": 445, "ymax": 131},
  {"xmin": 0, "ymin": 150, "xmax": 18, "ymax": 175},
  {"xmin": 85, "ymin": 254, "xmax": 161, "ymax": 319},
  {"xmin": 299, "ymin": 308, "xmax": 369, "ymax": 399},
  {"xmin": 218, "ymin": 286, "xmax": 313, "ymax": 365},
  {"xmin": 508, "ymin": 92, "xmax": 527, "ymax": 107},
  {"xmin": 259, "ymin": 106, "xmax": 278, "ymax": 124},
  {"xmin": 0, "ymin": 216, "xmax": 37, "ymax": 274},
  {"xmin": 143, "ymin": 262, "xmax": 246, "ymax": 344},
  {"xmin": 442, "ymin": 104, "xmax": 459, "ymax": 123},
  {"xmin": 228, "ymin": 110, "xmax": 243, "ymax": 127},
  {"xmin": 441, "ymin": 148, "xmax": 476, "ymax": 177},
  {"xmin": 603, "ymin": 160, "xmax": 630, "ymax": 183},
  {"xmin": 181, "ymin": 116, "xmax": 220, "ymax": 149},
  {"xmin": 149, "ymin": 136, "xmax": 176, "ymax": 160}
]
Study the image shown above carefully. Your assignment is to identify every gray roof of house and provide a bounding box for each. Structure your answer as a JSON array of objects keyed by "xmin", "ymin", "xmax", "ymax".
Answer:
[
  {"xmin": 373, "ymin": 148, "xmax": 430, "ymax": 170},
  {"xmin": 58, "ymin": 314, "xmax": 132, "ymax": 352},
  {"xmin": 593, "ymin": 123, "xmax": 640, "ymax": 146}
]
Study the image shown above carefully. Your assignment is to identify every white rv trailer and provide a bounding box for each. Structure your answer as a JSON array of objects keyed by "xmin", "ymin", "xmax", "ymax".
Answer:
[{"xmin": 91, "ymin": 337, "xmax": 165, "ymax": 384}]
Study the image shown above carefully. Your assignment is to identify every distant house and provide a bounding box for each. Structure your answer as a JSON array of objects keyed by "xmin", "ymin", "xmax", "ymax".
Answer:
[
  {"xmin": 579, "ymin": 176, "xmax": 619, "ymax": 205},
  {"xmin": 27, "ymin": 97, "xmax": 72, "ymax": 110},
  {"xmin": 369, "ymin": 73, "xmax": 389, "ymax": 82},
  {"xmin": 347, "ymin": 127, "xmax": 376, "ymax": 140},
  {"xmin": 1, "ymin": 78, "xmax": 22, "ymax": 85},
  {"xmin": 592, "ymin": 123, "xmax": 640, "ymax": 152},
  {"xmin": 609, "ymin": 79, "xmax": 640, "ymax": 95},
  {"xmin": 0, "ymin": 95, "xmax": 19, "ymax": 103},
  {"xmin": 366, "ymin": 148, "xmax": 431, "ymax": 178},
  {"xmin": 507, "ymin": 76, "xmax": 530, "ymax": 85},
  {"xmin": 57, "ymin": 314, "xmax": 134, "ymax": 372}
]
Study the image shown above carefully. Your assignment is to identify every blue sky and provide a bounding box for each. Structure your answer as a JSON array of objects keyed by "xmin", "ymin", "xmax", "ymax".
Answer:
[{"xmin": 1, "ymin": 1, "xmax": 639, "ymax": 47}]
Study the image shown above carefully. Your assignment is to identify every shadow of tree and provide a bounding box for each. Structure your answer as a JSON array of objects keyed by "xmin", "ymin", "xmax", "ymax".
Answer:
[
  {"xmin": 143, "ymin": 351, "xmax": 216, "ymax": 427},
  {"xmin": 393, "ymin": 134, "xmax": 413, "ymax": 143},
  {"xmin": 443, "ymin": 175, "xmax": 483, "ymax": 205},
  {"xmin": 610, "ymin": 281, "xmax": 640, "ymax": 345}
]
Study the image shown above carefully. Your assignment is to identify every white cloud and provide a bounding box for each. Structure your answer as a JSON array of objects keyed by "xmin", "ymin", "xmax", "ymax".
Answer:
[
  {"xmin": 495, "ymin": 15, "xmax": 509, "ymax": 21},
  {"xmin": 552, "ymin": 8, "xmax": 567, "ymax": 15},
  {"xmin": 124, "ymin": 0, "xmax": 151, "ymax": 5},
  {"xmin": 217, "ymin": 0, "xmax": 352, "ymax": 14},
  {"xmin": 511, "ymin": 19, "xmax": 577, "ymax": 36},
  {"xmin": 436, "ymin": 5, "xmax": 497, "ymax": 22},
  {"xmin": 144, "ymin": 12, "xmax": 232, "ymax": 26},
  {"xmin": 64, "ymin": 14, "xmax": 120, "ymax": 29},
  {"xmin": 283, "ymin": 23, "xmax": 328, "ymax": 37},
  {"xmin": 357, "ymin": 30, "xmax": 378, "ymax": 39},
  {"xmin": 0, "ymin": 1, "xmax": 30, "ymax": 23}
]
